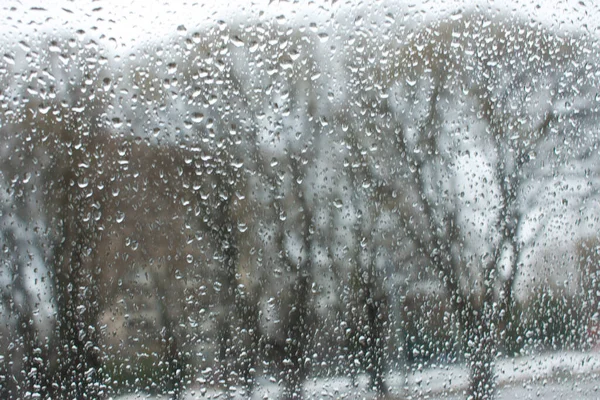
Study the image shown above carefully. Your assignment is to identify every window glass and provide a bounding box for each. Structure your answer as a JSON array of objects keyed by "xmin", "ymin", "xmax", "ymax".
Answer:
[{"xmin": 1, "ymin": 1, "xmax": 599, "ymax": 399}]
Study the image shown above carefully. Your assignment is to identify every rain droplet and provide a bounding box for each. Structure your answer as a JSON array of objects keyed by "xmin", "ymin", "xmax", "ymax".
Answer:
[
  {"xmin": 230, "ymin": 161, "xmax": 244, "ymax": 169},
  {"xmin": 318, "ymin": 32, "xmax": 329, "ymax": 42},
  {"xmin": 231, "ymin": 35, "xmax": 244, "ymax": 47},
  {"xmin": 191, "ymin": 112, "xmax": 204, "ymax": 123},
  {"xmin": 3, "ymin": 53, "xmax": 15, "ymax": 65},
  {"xmin": 77, "ymin": 178, "xmax": 89, "ymax": 188}
]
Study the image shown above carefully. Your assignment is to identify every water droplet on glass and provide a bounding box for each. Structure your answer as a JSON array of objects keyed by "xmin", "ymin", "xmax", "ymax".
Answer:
[{"xmin": 191, "ymin": 112, "xmax": 204, "ymax": 123}]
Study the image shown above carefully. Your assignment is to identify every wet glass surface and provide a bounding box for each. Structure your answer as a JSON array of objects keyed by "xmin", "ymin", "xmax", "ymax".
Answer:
[{"xmin": 1, "ymin": 1, "xmax": 600, "ymax": 399}]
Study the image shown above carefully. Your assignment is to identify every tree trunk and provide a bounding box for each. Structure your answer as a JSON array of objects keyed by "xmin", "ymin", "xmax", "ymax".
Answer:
[
  {"xmin": 465, "ymin": 303, "xmax": 496, "ymax": 400},
  {"xmin": 235, "ymin": 291, "xmax": 260, "ymax": 394},
  {"xmin": 353, "ymin": 222, "xmax": 388, "ymax": 397},
  {"xmin": 216, "ymin": 221, "xmax": 237, "ymax": 399},
  {"xmin": 217, "ymin": 320, "xmax": 233, "ymax": 398},
  {"xmin": 52, "ymin": 261, "xmax": 104, "ymax": 400},
  {"xmin": 49, "ymin": 168, "xmax": 105, "ymax": 399},
  {"xmin": 281, "ymin": 275, "xmax": 310, "ymax": 400},
  {"xmin": 155, "ymin": 277, "xmax": 185, "ymax": 399},
  {"xmin": 364, "ymin": 282, "xmax": 388, "ymax": 397}
]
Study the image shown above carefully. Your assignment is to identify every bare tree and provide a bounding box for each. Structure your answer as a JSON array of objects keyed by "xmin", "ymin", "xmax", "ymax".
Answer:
[{"xmin": 338, "ymin": 13, "xmax": 600, "ymax": 399}]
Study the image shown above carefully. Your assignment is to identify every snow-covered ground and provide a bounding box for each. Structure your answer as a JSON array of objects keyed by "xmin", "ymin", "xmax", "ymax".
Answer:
[
  {"xmin": 398, "ymin": 350, "xmax": 600, "ymax": 399},
  {"xmin": 113, "ymin": 350, "xmax": 600, "ymax": 399}
]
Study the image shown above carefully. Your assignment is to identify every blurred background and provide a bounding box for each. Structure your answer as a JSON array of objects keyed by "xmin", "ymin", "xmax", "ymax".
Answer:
[{"xmin": 1, "ymin": 1, "xmax": 600, "ymax": 399}]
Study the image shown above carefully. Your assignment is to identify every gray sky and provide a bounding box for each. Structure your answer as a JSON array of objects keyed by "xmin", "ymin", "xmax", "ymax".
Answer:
[{"xmin": 2, "ymin": 0, "xmax": 599, "ymax": 52}]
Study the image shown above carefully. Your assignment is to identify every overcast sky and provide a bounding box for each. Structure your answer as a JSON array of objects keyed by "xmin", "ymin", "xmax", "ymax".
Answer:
[{"xmin": 1, "ymin": 0, "xmax": 599, "ymax": 52}]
